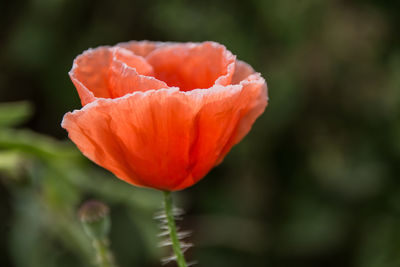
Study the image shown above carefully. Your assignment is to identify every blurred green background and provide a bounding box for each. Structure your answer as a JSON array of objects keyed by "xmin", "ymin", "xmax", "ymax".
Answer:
[{"xmin": 1, "ymin": 0, "xmax": 400, "ymax": 266}]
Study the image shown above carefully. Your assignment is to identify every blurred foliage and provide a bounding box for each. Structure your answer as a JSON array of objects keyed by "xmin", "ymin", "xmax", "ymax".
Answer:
[
  {"xmin": 0, "ymin": 0, "xmax": 400, "ymax": 267},
  {"xmin": 0, "ymin": 101, "xmax": 33, "ymax": 128}
]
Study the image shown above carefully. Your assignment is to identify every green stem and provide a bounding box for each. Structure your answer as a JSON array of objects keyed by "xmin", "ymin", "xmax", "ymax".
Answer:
[
  {"xmin": 92, "ymin": 238, "xmax": 116, "ymax": 267},
  {"xmin": 163, "ymin": 191, "xmax": 188, "ymax": 267}
]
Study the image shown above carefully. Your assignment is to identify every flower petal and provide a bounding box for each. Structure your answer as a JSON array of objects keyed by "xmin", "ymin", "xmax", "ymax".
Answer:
[
  {"xmin": 146, "ymin": 42, "xmax": 236, "ymax": 91},
  {"xmin": 70, "ymin": 46, "xmax": 157, "ymax": 105},
  {"xmin": 232, "ymin": 60, "xmax": 256, "ymax": 84},
  {"xmin": 108, "ymin": 59, "xmax": 169, "ymax": 98},
  {"xmin": 215, "ymin": 74, "xmax": 268, "ymax": 163},
  {"xmin": 111, "ymin": 47, "xmax": 154, "ymax": 76},
  {"xmin": 62, "ymin": 89, "xmax": 201, "ymax": 191},
  {"xmin": 70, "ymin": 47, "xmax": 112, "ymax": 105},
  {"xmin": 179, "ymin": 75, "xmax": 267, "ymax": 189},
  {"xmin": 62, "ymin": 72, "xmax": 267, "ymax": 191}
]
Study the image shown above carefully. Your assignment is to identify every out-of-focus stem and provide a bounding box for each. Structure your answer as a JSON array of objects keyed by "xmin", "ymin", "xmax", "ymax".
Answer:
[
  {"xmin": 163, "ymin": 191, "xmax": 188, "ymax": 267},
  {"xmin": 92, "ymin": 238, "xmax": 117, "ymax": 267},
  {"xmin": 78, "ymin": 200, "xmax": 117, "ymax": 267}
]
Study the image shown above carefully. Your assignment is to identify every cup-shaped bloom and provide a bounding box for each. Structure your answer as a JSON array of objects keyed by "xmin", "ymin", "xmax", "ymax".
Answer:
[{"xmin": 62, "ymin": 41, "xmax": 268, "ymax": 191}]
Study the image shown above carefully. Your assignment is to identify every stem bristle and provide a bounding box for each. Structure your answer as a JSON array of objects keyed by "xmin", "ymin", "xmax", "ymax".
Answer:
[{"xmin": 156, "ymin": 191, "xmax": 196, "ymax": 267}]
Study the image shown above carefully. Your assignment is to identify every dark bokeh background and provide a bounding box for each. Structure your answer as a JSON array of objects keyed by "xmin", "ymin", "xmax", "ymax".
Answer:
[{"xmin": 1, "ymin": 0, "xmax": 400, "ymax": 266}]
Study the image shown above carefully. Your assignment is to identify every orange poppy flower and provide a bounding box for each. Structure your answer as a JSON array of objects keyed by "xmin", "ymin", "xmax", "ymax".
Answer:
[{"xmin": 62, "ymin": 41, "xmax": 268, "ymax": 191}]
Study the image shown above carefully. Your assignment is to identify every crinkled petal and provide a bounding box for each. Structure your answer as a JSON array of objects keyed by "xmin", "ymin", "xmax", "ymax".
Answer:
[
  {"xmin": 62, "ymin": 89, "xmax": 200, "ymax": 190},
  {"xmin": 111, "ymin": 47, "xmax": 154, "ymax": 76},
  {"xmin": 70, "ymin": 46, "xmax": 157, "ymax": 105},
  {"xmin": 62, "ymin": 72, "xmax": 267, "ymax": 191},
  {"xmin": 180, "ymin": 75, "xmax": 268, "ymax": 188},
  {"xmin": 108, "ymin": 60, "xmax": 169, "ymax": 98},
  {"xmin": 215, "ymin": 74, "xmax": 268, "ymax": 164},
  {"xmin": 146, "ymin": 42, "xmax": 236, "ymax": 91},
  {"xmin": 70, "ymin": 47, "xmax": 112, "ymax": 105},
  {"xmin": 232, "ymin": 60, "xmax": 256, "ymax": 84}
]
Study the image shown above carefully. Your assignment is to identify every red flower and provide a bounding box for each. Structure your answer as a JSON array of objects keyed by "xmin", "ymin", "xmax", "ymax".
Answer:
[{"xmin": 62, "ymin": 41, "xmax": 268, "ymax": 191}]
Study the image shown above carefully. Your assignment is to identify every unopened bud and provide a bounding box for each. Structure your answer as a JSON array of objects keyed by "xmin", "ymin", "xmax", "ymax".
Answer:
[{"xmin": 79, "ymin": 200, "xmax": 110, "ymax": 240}]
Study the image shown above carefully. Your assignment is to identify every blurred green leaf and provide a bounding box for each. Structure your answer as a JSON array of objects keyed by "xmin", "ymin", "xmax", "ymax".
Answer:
[
  {"xmin": 0, "ymin": 150, "xmax": 23, "ymax": 177},
  {"xmin": 0, "ymin": 101, "xmax": 33, "ymax": 127},
  {"xmin": 0, "ymin": 129, "xmax": 79, "ymax": 160}
]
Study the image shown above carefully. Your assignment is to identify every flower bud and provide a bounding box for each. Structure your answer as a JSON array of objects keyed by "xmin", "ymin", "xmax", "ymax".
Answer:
[{"xmin": 78, "ymin": 200, "xmax": 110, "ymax": 240}]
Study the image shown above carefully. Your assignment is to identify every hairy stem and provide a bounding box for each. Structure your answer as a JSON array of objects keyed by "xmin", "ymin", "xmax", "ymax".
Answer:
[{"xmin": 163, "ymin": 191, "xmax": 188, "ymax": 267}]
